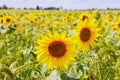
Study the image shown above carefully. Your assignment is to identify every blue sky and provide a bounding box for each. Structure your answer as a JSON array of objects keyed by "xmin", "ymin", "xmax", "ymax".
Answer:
[{"xmin": 0, "ymin": 0, "xmax": 120, "ymax": 9}]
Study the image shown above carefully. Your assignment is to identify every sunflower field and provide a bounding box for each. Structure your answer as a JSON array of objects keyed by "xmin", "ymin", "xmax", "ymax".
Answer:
[{"xmin": 0, "ymin": 10, "xmax": 120, "ymax": 80}]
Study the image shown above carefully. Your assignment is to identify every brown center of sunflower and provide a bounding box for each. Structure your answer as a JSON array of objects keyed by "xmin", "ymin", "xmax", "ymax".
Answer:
[
  {"xmin": 82, "ymin": 15, "xmax": 88, "ymax": 21},
  {"xmin": 48, "ymin": 41, "xmax": 66, "ymax": 58},
  {"xmin": 1, "ymin": 19, "xmax": 3, "ymax": 23},
  {"xmin": 6, "ymin": 18, "xmax": 11, "ymax": 22},
  {"xmin": 80, "ymin": 28, "xmax": 91, "ymax": 42},
  {"xmin": 30, "ymin": 20, "xmax": 33, "ymax": 23},
  {"xmin": 14, "ymin": 24, "xmax": 17, "ymax": 27},
  {"xmin": 118, "ymin": 23, "xmax": 120, "ymax": 28}
]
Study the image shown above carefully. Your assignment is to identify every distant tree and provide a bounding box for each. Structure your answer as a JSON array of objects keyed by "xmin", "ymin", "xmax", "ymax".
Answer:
[
  {"xmin": 24, "ymin": 7, "xmax": 27, "ymax": 9},
  {"xmin": 36, "ymin": 5, "xmax": 40, "ymax": 10},
  {"xmin": 2, "ymin": 4, "xmax": 7, "ymax": 9},
  {"xmin": 17, "ymin": 8, "xmax": 21, "ymax": 10},
  {"xmin": 107, "ymin": 8, "xmax": 110, "ymax": 10},
  {"xmin": 29, "ymin": 8, "xmax": 34, "ymax": 10},
  {"xmin": 9, "ymin": 7, "xmax": 14, "ymax": 9},
  {"xmin": 74, "ymin": 9, "xmax": 77, "ymax": 11},
  {"xmin": 44, "ymin": 7, "xmax": 60, "ymax": 10}
]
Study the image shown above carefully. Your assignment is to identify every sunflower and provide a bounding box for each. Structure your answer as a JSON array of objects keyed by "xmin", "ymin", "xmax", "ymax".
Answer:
[
  {"xmin": 12, "ymin": 22, "xmax": 18, "ymax": 28},
  {"xmin": 34, "ymin": 30, "xmax": 76, "ymax": 70},
  {"xmin": 0, "ymin": 18, "xmax": 4, "ymax": 24},
  {"xmin": 74, "ymin": 19, "xmax": 99, "ymax": 53},
  {"xmin": 116, "ymin": 33, "xmax": 120, "ymax": 39},
  {"xmin": 104, "ymin": 14, "xmax": 114, "ymax": 26},
  {"xmin": 111, "ymin": 26, "xmax": 117, "ymax": 31},
  {"xmin": 114, "ymin": 20, "xmax": 120, "ymax": 31},
  {"xmin": 3, "ymin": 16, "xmax": 12, "ymax": 25},
  {"xmin": 78, "ymin": 13, "xmax": 91, "ymax": 22}
]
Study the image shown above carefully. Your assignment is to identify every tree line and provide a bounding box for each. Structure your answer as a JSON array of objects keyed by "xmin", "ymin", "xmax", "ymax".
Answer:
[
  {"xmin": 0, "ymin": 4, "xmax": 120, "ymax": 10},
  {"xmin": 0, "ymin": 5, "xmax": 63, "ymax": 10}
]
